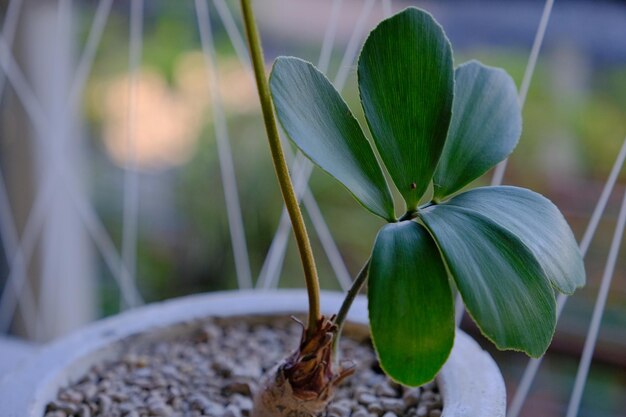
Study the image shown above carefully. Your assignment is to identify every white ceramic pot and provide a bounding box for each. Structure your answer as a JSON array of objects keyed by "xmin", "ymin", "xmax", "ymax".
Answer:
[{"xmin": 0, "ymin": 290, "xmax": 505, "ymax": 416}]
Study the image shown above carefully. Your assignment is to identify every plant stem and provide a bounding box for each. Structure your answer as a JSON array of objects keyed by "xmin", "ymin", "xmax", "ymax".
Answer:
[
  {"xmin": 399, "ymin": 209, "xmax": 418, "ymax": 222},
  {"xmin": 332, "ymin": 259, "xmax": 370, "ymax": 353},
  {"xmin": 240, "ymin": 0, "xmax": 321, "ymax": 335}
]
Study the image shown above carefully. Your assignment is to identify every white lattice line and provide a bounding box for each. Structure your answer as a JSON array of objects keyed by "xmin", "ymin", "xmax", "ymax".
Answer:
[
  {"xmin": 258, "ymin": 0, "xmax": 376, "ymax": 290},
  {"xmin": 195, "ymin": 0, "xmax": 253, "ymax": 289},
  {"xmin": 211, "ymin": 0, "xmax": 355, "ymax": 291},
  {"xmin": 266, "ymin": 142, "xmax": 353, "ymax": 291},
  {"xmin": 507, "ymin": 136, "xmax": 626, "ymax": 417},
  {"xmin": 0, "ymin": 0, "xmax": 140, "ymax": 323},
  {"xmin": 0, "ymin": 34, "xmax": 49, "ymax": 129},
  {"xmin": 0, "ymin": 166, "xmax": 135, "ymax": 335},
  {"xmin": 0, "ymin": 30, "xmax": 52, "ymax": 334},
  {"xmin": 213, "ymin": 0, "xmax": 251, "ymax": 70},
  {"xmin": 303, "ymin": 189, "xmax": 353, "ymax": 291},
  {"xmin": 333, "ymin": 0, "xmax": 376, "ymax": 94},
  {"xmin": 0, "ymin": 0, "xmax": 37, "ymax": 337},
  {"xmin": 491, "ymin": 0, "xmax": 555, "ymax": 187},
  {"xmin": 119, "ymin": 0, "xmax": 144, "ymax": 309},
  {"xmin": 257, "ymin": 154, "xmax": 313, "ymax": 289},
  {"xmin": 210, "ymin": 0, "xmax": 351, "ymax": 291},
  {"xmin": 317, "ymin": 0, "xmax": 344, "ymax": 78},
  {"xmin": 0, "ymin": 91, "xmax": 138, "ymax": 332},
  {"xmin": 382, "ymin": 0, "xmax": 392, "ymax": 19},
  {"xmin": 455, "ymin": 0, "xmax": 556, "ymax": 327},
  {"xmin": 31, "ymin": 0, "xmax": 75, "ymax": 342},
  {"xmin": 0, "ymin": 0, "xmax": 141, "ymax": 332},
  {"xmin": 0, "ymin": 0, "xmax": 23, "ymax": 97},
  {"xmin": 258, "ymin": 140, "xmax": 352, "ymax": 291},
  {"xmin": 253, "ymin": 0, "xmax": 344, "ymax": 289},
  {"xmin": 0, "ymin": 171, "xmax": 38, "ymax": 338},
  {"xmin": 565, "ymin": 184, "xmax": 626, "ymax": 417},
  {"xmin": 55, "ymin": 0, "xmax": 142, "ymax": 308},
  {"xmin": 67, "ymin": 0, "xmax": 114, "ymax": 120},
  {"xmin": 73, "ymin": 188, "xmax": 144, "ymax": 305},
  {"xmin": 577, "ymin": 145, "xmax": 626, "ymax": 257},
  {"xmin": 453, "ymin": 290, "xmax": 465, "ymax": 326},
  {"xmin": 0, "ymin": 178, "xmax": 54, "ymax": 334}
]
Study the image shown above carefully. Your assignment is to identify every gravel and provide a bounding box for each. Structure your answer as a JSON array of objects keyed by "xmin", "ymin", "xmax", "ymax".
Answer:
[{"xmin": 45, "ymin": 316, "xmax": 443, "ymax": 417}]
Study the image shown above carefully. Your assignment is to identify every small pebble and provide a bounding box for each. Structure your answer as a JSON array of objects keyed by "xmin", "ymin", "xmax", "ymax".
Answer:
[
  {"xmin": 403, "ymin": 388, "xmax": 422, "ymax": 408},
  {"xmin": 59, "ymin": 389, "xmax": 83, "ymax": 403},
  {"xmin": 357, "ymin": 393, "xmax": 378, "ymax": 405},
  {"xmin": 416, "ymin": 405, "xmax": 429, "ymax": 417},
  {"xmin": 48, "ymin": 400, "xmax": 80, "ymax": 414},
  {"xmin": 224, "ymin": 404, "xmax": 243, "ymax": 417},
  {"xmin": 44, "ymin": 317, "xmax": 443, "ymax": 417},
  {"xmin": 79, "ymin": 404, "xmax": 91, "ymax": 417},
  {"xmin": 421, "ymin": 390, "xmax": 436, "ymax": 402},
  {"xmin": 44, "ymin": 412, "xmax": 66, "ymax": 417},
  {"xmin": 381, "ymin": 398, "xmax": 405, "ymax": 414},
  {"xmin": 423, "ymin": 381, "xmax": 437, "ymax": 391},
  {"xmin": 224, "ymin": 380, "xmax": 253, "ymax": 396},
  {"xmin": 149, "ymin": 405, "xmax": 172, "ymax": 416},
  {"xmin": 375, "ymin": 382, "xmax": 397, "ymax": 397},
  {"xmin": 78, "ymin": 383, "xmax": 98, "ymax": 400},
  {"xmin": 230, "ymin": 393, "xmax": 253, "ymax": 412},
  {"xmin": 204, "ymin": 401, "xmax": 226, "ymax": 415},
  {"xmin": 367, "ymin": 402, "xmax": 384, "ymax": 414},
  {"xmin": 327, "ymin": 402, "xmax": 351, "ymax": 417}
]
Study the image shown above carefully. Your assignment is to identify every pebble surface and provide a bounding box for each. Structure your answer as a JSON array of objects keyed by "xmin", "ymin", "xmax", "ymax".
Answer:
[{"xmin": 45, "ymin": 316, "xmax": 443, "ymax": 417}]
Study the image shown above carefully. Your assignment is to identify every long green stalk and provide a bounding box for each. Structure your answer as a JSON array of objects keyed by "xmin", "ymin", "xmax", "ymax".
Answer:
[
  {"xmin": 240, "ymin": 0, "xmax": 321, "ymax": 335},
  {"xmin": 332, "ymin": 259, "xmax": 370, "ymax": 352}
]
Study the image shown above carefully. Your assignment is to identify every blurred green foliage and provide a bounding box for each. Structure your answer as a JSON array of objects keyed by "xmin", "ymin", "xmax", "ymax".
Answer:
[
  {"xmin": 82, "ymin": 3, "xmax": 625, "ymax": 348},
  {"xmin": 67, "ymin": 2, "xmax": 626, "ymax": 414}
]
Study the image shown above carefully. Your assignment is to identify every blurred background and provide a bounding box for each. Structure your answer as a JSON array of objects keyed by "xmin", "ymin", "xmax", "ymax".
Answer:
[{"xmin": 0, "ymin": 0, "xmax": 625, "ymax": 416}]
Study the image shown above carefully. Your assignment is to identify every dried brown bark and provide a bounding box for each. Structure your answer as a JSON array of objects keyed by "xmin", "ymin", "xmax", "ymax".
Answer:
[{"xmin": 252, "ymin": 316, "xmax": 354, "ymax": 417}]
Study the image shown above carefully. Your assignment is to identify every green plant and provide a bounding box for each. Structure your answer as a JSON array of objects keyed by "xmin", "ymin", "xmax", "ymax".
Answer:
[{"xmin": 242, "ymin": 3, "xmax": 585, "ymax": 416}]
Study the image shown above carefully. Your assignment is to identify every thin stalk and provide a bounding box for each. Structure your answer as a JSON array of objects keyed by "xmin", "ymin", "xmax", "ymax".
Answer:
[
  {"xmin": 240, "ymin": 0, "xmax": 321, "ymax": 335},
  {"xmin": 399, "ymin": 209, "xmax": 418, "ymax": 222},
  {"xmin": 333, "ymin": 259, "xmax": 370, "ymax": 353}
]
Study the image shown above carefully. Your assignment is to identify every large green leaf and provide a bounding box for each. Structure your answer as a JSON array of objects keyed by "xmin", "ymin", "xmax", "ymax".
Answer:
[
  {"xmin": 419, "ymin": 205, "xmax": 556, "ymax": 356},
  {"xmin": 368, "ymin": 221, "xmax": 454, "ymax": 386},
  {"xmin": 445, "ymin": 186, "xmax": 585, "ymax": 294},
  {"xmin": 433, "ymin": 61, "xmax": 522, "ymax": 198},
  {"xmin": 358, "ymin": 7, "xmax": 453, "ymax": 210},
  {"xmin": 270, "ymin": 57, "xmax": 395, "ymax": 220},
  {"xmin": 433, "ymin": 61, "xmax": 522, "ymax": 199}
]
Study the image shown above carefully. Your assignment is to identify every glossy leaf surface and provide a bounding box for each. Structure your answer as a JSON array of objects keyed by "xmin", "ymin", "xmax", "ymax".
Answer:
[
  {"xmin": 368, "ymin": 221, "xmax": 454, "ymax": 386},
  {"xmin": 433, "ymin": 61, "xmax": 522, "ymax": 198},
  {"xmin": 420, "ymin": 205, "xmax": 556, "ymax": 357},
  {"xmin": 270, "ymin": 57, "xmax": 395, "ymax": 220},
  {"xmin": 358, "ymin": 8, "xmax": 453, "ymax": 209},
  {"xmin": 445, "ymin": 186, "xmax": 585, "ymax": 294}
]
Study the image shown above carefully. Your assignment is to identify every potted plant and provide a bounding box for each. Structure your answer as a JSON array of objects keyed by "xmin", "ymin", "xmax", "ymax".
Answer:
[
  {"xmin": 0, "ymin": 291, "xmax": 505, "ymax": 417},
  {"xmin": 0, "ymin": 3, "xmax": 584, "ymax": 417},
  {"xmin": 245, "ymin": 3, "xmax": 584, "ymax": 416}
]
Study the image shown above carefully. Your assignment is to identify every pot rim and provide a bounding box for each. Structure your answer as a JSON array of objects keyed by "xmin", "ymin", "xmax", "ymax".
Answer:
[{"xmin": 0, "ymin": 289, "xmax": 505, "ymax": 417}]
